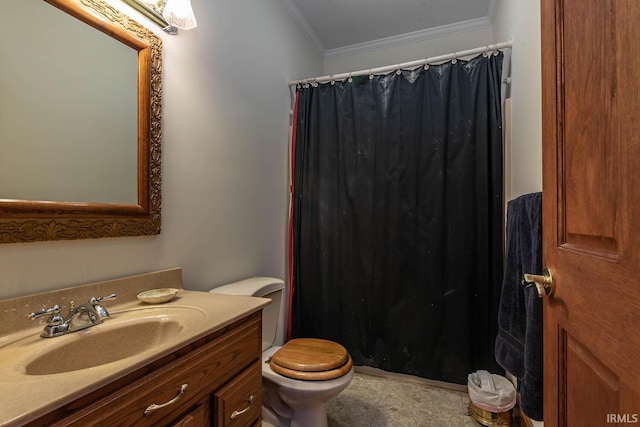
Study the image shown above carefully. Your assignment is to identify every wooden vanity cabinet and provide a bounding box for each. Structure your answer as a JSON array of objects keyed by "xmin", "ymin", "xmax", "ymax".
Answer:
[
  {"xmin": 214, "ymin": 361, "xmax": 262, "ymax": 426},
  {"xmin": 170, "ymin": 400, "xmax": 210, "ymax": 427},
  {"xmin": 27, "ymin": 312, "xmax": 262, "ymax": 427}
]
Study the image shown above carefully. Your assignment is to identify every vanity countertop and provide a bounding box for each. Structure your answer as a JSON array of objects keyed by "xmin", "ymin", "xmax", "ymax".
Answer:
[{"xmin": 0, "ymin": 268, "xmax": 269, "ymax": 426}]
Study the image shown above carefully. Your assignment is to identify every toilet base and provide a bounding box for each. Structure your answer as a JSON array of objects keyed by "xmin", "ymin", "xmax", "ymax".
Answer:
[
  {"xmin": 261, "ymin": 380, "xmax": 332, "ymax": 427},
  {"xmin": 261, "ymin": 403, "xmax": 329, "ymax": 427},
  {"xmin": 289, "ymin": 405, "xmax": 329, "ymax": 427}
]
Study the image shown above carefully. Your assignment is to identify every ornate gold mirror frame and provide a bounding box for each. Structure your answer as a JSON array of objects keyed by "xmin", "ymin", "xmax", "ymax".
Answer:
[{"xmin": 0, "ymin": 0, "xmax": 162, "ymax": 244}]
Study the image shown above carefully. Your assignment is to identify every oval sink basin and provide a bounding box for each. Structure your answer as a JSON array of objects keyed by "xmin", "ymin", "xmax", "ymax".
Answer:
[{"xmin": 22, "ymin": 307, "xmax": 205, "ymax": 376}]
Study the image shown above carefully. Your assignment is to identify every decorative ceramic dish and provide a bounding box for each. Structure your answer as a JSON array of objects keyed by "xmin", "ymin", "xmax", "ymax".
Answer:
[{"xmin": 137, "ymin": 288, "xmax": 180, "ymax": 304}]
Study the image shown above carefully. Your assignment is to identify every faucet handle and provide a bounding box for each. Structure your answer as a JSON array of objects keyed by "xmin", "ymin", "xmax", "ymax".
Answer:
[
  {"xmin": 27, "ymin": 304, "xmax": 62, "ymax": 321},
  {"xmin": 90, "ymin": 293, "xmax": 116, "ymax": 303},
  {"xmin": 89, "ymin": 293, "xmax": 116, "ymax": 319}
]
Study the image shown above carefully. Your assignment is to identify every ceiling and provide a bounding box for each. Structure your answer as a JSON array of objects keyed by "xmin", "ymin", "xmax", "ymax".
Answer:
[{"xmin": 279, "ymin": 0, "xmax": 496, "ymax": 58}]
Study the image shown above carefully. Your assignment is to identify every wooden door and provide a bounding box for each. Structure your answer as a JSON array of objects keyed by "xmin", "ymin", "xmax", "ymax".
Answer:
[{"xmin": 541, "ymin": 0, "xmax": 640, "ymax": 425}]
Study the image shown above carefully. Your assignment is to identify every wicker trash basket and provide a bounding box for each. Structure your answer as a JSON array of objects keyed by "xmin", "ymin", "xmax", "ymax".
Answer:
[{"xmin": 467, "ymin": 371, "xmax": 516, "ymax": 427}]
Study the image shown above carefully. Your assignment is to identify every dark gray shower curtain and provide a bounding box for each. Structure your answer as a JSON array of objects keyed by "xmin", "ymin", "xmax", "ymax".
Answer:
[{"xmin": 291, "ymin": 53, "xmax": 504, "ymax": 384}]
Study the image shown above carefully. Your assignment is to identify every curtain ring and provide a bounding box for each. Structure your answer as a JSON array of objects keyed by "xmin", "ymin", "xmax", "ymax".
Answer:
[
  {"xmin": 395, "ymin": 69, "xmax": 402, "ymax": 75},
  {"xmin": 452, "ymin": 53, "xmax": 458, "ymax": 64},
  {"xmin": 369, "ymin": 70, "xmax": 373, "ymax": 80},
  {"xmin": 348, "ymin": 73, "xmax": 353, "ymax": 83},
  {"xmin": 493, "ymin": 50, "xmax": 500, "ymax": 56},
  {"xmin": 424, "ymin": 63, "xmax": 430, "ymax": 70}
]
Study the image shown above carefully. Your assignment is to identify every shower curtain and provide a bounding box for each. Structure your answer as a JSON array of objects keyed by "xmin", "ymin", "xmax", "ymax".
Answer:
[{"xmin": 290, "ymin": 52, "xmax": 504, "ymax": 384}]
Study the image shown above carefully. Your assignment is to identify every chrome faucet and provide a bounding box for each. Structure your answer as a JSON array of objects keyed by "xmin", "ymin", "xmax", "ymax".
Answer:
[{"xmin": 27, "ymin": 294, "xmax": 116, "ymax": 338}]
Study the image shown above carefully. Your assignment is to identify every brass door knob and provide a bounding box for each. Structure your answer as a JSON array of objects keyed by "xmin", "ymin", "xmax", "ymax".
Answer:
[{"xmin": 521, "ymin": 267, "xmax": 554, "ymax": 298}]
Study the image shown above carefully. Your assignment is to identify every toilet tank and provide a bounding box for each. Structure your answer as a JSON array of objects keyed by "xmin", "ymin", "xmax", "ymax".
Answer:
[{"xmin": 209, "ymin": 277, "xmax": 285, "ymax": 352}]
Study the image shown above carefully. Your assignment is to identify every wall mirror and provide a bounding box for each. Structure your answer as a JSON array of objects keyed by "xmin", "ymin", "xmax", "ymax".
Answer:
[{"xmin": 0, "ymin": 0, "xmax": 162, "ymax": 244}]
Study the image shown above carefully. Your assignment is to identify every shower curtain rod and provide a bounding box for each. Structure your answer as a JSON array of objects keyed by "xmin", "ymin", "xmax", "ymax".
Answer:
[{"xmin": 288, "ymin": 40, "xmax": 513, "ymax": 87}]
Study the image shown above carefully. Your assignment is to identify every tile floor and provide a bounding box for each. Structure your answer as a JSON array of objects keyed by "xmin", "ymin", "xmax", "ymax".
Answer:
[{"xmin": 326, "ymin": 371, "xmax": 486, "ymax": 427}]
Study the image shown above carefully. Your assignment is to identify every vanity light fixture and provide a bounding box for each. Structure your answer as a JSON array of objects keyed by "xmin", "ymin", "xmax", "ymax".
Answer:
[
  {"xmin": 120, "ymin": 0, "xmax": 197, "ymax": 34},
  {"xmin": 162, "ymin": 0, "xmax": 197, "ymax": 30}
]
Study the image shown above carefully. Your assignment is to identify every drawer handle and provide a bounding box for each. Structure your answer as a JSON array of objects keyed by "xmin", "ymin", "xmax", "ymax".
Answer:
[
  {"xmin": 144, "ymin": 383, "xmax": 189, "ymax": 415},
  {"xmin": 230, "ymin": 394, "xmax": 254, "ymax": 419}
]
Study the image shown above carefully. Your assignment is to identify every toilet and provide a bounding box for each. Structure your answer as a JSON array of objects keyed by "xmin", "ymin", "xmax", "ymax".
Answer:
[{"xmin": 210, "ymin": 277, "xmax": 354, "ymax": 427}]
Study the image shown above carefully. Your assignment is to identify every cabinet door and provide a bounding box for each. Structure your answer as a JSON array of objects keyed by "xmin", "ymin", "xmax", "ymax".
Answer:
[
  {"xmin": 214, "ymin": 361, "xmax": 262, "ymax": 427},
  {"xmin": 171, "ymin": 400, "xmax": 210, "ymax": 427}
]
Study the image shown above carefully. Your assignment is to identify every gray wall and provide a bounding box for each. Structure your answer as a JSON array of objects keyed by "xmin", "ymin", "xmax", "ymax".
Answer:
[{"xmin": 493, "ymin": 0, "xmax": 543, "ymax": 200}]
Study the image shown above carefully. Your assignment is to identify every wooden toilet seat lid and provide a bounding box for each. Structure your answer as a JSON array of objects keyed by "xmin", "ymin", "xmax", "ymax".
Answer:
[{"xmin": 269, "ymin": 338, "xmax": 353, "ymax": 381}]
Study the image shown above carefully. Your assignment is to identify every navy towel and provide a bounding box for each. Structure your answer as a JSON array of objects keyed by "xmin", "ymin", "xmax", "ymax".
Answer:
[{"xmin": 495, "ymin": 192, "xmax": 543, "ymax": 421}]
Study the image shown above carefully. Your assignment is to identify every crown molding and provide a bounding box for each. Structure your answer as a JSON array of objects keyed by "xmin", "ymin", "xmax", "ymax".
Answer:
[
  {"xmin": 279, "ymin": 0, "xmax": 496, "ymax": 60},
  {"xmin": 277, "ymin": 0, "xmax": 326, "ymax": 56},
  {"xmin": 324, "ymin": 17, "xmax": 492, "ymax": 60}
]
